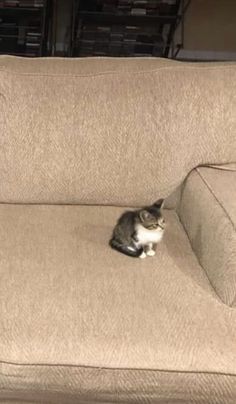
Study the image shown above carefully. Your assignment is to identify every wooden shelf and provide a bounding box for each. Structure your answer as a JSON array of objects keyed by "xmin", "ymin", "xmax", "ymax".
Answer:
[
  {"xmin": 0, "ymin": 6, "xmax": 44, "ymax": 12},
  {"xmin": 70, "ymin": 0, "xmax": 184, "ymax": 58},
  {"xmin": 0, "ymin": 0, "xmax": 51, "ymax": 56},
  {"xmin": 80, "ymin": 11, "xmax": 178, "ymax": 24}
]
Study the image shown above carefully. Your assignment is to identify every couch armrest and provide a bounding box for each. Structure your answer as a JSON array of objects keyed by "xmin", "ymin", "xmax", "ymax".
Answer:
[{"xmin": 178, "ymin": 166, "xmax": 236, "ymax": 307}]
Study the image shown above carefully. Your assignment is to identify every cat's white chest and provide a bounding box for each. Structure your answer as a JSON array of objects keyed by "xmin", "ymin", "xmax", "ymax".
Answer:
[{"xmin": 135, "ymin": 224, "xmax": 164, "ymax": 246}]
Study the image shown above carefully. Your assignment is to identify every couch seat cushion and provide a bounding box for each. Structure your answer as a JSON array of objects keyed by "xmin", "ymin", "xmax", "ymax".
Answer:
[{"xmin": 0, "ymin": 204, "xmax": 236, "ymax": 402}]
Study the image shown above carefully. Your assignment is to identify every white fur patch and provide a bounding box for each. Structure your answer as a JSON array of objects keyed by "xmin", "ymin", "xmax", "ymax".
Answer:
[
  {"xmin": 146, "ymin": 249, "xmax": 156, "ymax": 257},
  {"xmin": 139, "ymin": 251, "xmax": 147, "ymax": 259},
  {"xmin": 135, "ymin": 224, "xmax": 164, "ymax": 247}
]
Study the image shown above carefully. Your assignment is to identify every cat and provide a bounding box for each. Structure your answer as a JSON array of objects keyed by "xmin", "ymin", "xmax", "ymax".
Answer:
[{"xmin": 109, "ymin": 199, "xmax": 165, "ymax": 258}]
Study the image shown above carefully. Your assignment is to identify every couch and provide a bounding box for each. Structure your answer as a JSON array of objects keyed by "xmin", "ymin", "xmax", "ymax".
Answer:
[{"xmin": 0, "ymin": 56, "xmax": 236, "ymax": 403}]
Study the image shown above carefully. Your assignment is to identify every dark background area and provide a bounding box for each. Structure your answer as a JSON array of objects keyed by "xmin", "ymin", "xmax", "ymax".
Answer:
[{"xmin": 1, "ymin": 0, "xmax": 236, "ymax": 61}]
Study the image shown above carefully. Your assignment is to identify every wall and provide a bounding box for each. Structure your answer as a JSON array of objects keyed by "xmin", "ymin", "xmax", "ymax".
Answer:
[{"xmin": 176, "ymin": 0, "xmax": 236, "ymax": 60}]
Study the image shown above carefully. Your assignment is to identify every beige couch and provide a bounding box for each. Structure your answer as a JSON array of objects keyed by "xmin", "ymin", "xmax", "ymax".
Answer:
[{"xmin": 0, "ymin": 56, "xmax": 236, "ymax": 403}]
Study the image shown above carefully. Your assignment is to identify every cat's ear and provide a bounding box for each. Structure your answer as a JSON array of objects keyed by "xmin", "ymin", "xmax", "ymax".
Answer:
[
  {"xmin": 154, "ymin": 199, "xmax": 165, "ymax": 210},
  {"xmin": 139, "ymin": 210, "xmax": 152, "ymax": 222}
]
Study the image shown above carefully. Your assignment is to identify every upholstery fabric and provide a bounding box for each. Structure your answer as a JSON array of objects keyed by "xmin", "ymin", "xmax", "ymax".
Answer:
[
  {"xmin": 0, "ymin": 204, "xmax": 236, "ymax": 403},
  {"xmin": 1, "ymin": 56, "xmax": 236, "ymax": 402},
  {"xmin": 179, "ymin": 166, "xmax": 236, "ymax": 306},
  {"xmin": 1, "ymin": 363, "xmax": 236, "ymax": 404},
  {"xmin": 0, "ymin": 56, "xmax": 236, "ymax": 205}
]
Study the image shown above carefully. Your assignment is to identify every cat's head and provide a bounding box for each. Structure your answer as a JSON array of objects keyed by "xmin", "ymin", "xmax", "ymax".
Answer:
[{"xmin": 138, "ymin": 199, "xmax": 165, "ymax": 230}]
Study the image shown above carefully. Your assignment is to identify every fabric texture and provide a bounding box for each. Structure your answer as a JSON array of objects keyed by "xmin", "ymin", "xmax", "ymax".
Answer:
[
  {"xmin": 179, "ymin": 166, "xmax": 236, "ymax": 306},
  {"xmin": 1, "ymin": 363, "xmax": 236, "ymax": 404},
  {"xmin": 0, "ymin": 204, "xmax": 236, "ymax": 403},
  {"xmin": 0, "ymin": 56, "xmax": 236, "ymax": 205},
  {"xmin": 1, "ymin": 56, "xmax": 236, "ymax": 402}
]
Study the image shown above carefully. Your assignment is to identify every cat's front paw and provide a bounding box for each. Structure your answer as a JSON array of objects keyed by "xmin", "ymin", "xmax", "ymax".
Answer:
[
  {"xmin": 146, "ymin": 249, "xmax": 156, "ymax": 257},
  {"xmin": 139, "ymin": 251, "xmax": 147, "ymax": 259}
]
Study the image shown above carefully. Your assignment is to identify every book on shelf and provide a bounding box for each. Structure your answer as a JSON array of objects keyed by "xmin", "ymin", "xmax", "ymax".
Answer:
[
  {"xmin": 79, "ymin": 0, "xmax": 178, "ymax": 16},
  {"xmin": 4, "ymin": 0, "xmax": 20, "ymax": 6},
  {"xmin": 0, "ymin": 21, "xmax": 18, "ymax": 35},
  {"xmin": 75, "ymin": 0, "xmax": 178, "ymax": 57},
  {"xmin": 130, "ymin": 8, "xmax": 146, "ymax": 15},
  {"xmin": 19, "ymin": 0, "xmax": 44, "ymax": 7},
  {"xmin": 0, "ymin": 0, "xmax": 44, "ymax": 7},
  {"xmin": 26, "ymin": 41, "xmax": 40, "ymax": 47}
]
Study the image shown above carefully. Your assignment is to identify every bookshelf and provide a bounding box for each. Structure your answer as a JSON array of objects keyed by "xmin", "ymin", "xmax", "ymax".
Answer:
[
  {"xmin": 70, "ymin": 0, "xmax": 188, "ymax": 58},
  {"xmin": 0, "ymin": 0, "xmax": 51, "ymax": 56}
]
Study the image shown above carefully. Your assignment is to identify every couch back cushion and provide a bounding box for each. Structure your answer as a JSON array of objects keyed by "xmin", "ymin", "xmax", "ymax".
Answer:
[{"xmin": 0, "ymin": 56, "xmax": 236, "ymax": 205}]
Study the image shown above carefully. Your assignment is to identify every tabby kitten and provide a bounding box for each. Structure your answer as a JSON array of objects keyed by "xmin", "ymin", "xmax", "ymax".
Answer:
[{"xmin": 109, "ymin": 199, "xmax": 165, "ymax": 258}]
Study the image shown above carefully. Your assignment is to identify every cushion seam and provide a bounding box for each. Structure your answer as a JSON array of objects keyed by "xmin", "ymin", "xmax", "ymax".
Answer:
[
  {"xmin": 0, "ymin": 64, "xmax": 235, "ymax": 78},
  {"xmin": 199, "ymin": 163, "xmax": 236, "ymax": 172},
  {"xmin": 0, "ymin": 359, "xmax": 236, "ymax": 378}
]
